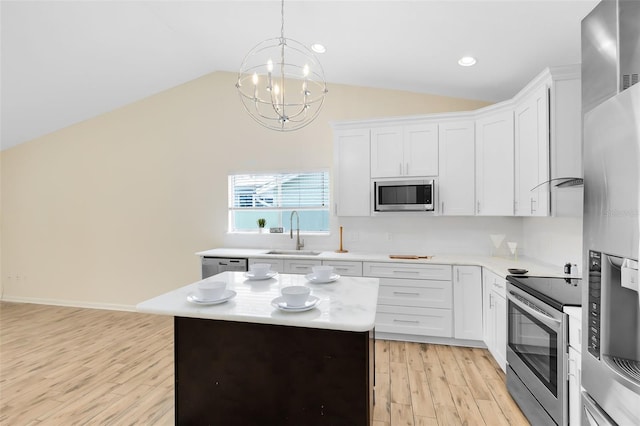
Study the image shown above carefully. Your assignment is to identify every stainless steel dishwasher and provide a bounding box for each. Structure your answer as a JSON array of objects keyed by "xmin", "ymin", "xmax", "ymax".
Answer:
[{"xmin": 201, "ymin": 257, "xmax": 248, "ymax": 279}]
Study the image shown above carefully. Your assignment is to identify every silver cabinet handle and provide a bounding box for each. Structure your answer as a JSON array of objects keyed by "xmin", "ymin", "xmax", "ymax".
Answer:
[
  {"xmin": 393, "ymin": 319, "xmax": 420, "ymax": 324},
  {"xmin": 406, "ymin": 162, "xmax": 409, "ymax": 175},
  {"xmin": 530, "ymin": 198, "xmax": 536, "ymax": 213},
  {"xmin": 441, "ymin": 201, "xmax": 444, "ymax": 214},
  {"xmin": 456, "ymin": 268, "xmax": 460, "ymax": 282},
  {"xmin": 477, "ymin": 201, "xmax": 480, "ymax": 214},
  {"xmin": 393, "ymin": 270, "xmax": 420, "ymax": 275},
  {"xmin": 392, "ymin": 291, "xmax": 421, "ymax": 296}
]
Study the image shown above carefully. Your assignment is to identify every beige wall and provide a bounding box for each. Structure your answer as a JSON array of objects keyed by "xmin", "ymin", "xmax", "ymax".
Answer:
[{"xmin": 0, "ymin": 71, "xmax": 490, "ymax": 308}]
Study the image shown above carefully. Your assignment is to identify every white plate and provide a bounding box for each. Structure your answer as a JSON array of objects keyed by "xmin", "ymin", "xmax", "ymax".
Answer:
[
  {"xmin": 305, "ymin": 273, "xmax": 340, "ymax": 284},
  {"xmin": 187, "ymin": 290, "xmax": 236, "ymax": 305},
  {"xmin": 244, "ymin": 271, "xmax": 278, "ymax": 280},
  {"xmin": 271, "ymin": 295, "xmax": 320, "ymax": 312}
]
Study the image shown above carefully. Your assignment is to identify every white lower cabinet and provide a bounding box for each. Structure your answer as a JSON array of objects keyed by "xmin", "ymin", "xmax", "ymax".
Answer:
[
  {"xmin": 565, "ymin": 307, "xmax": 582, "ymax": 425},
  {"xmin": 483, "ymin": 268, "xmax": 507, "ymax": 372},
  {"xmin": 453, "ymin": 266, "xmax": 483, "ymax": 340},
  {"xmin": 283, "ymin": 259, "xmax": 321, "ymax": 274},
  {"xmin": 248, "ymin": 258, "xmax": 284, "ymax": 273},
  {"xmin": 365, "ymin": 262, "xmax": 453, "ymax": 338},
  {"xmin": 321, "ymin": 260, "xmax": 362, "ymax": 277}
]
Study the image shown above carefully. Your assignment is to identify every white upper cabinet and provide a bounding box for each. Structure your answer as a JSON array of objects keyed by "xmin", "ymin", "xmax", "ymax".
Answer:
[
  {"xmin": 475, "ymin": 109, "xmax": 515, "ymax": 216},
  {"xmin": 334, "ymin": 128, "xmax": 371, "ymax": 216},
  {"xmin": 370, "ymin": 123, "xmax": 438, "ymax": 178},
  {"xmin": 438, "ymin": 121, "xmax": 475, "ymax": 215},
  {"xmin": 549, "ymin": 71, "xmax": 582, "ymax": 217},
  {"xmin": 515, "ymin": 85, "xmax": 550, "ymax": 216}
]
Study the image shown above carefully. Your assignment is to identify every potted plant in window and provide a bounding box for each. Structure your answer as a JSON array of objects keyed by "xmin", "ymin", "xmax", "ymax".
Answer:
[{"xmin": 257, "ymin": 218, "xmax": 267, "ymax": 233}]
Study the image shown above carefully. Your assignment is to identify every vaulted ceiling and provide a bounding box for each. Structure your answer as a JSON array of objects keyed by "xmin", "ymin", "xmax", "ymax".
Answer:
[{"xmin": 1, "ymin": 0, "xmax": 598, "ymax": 150}]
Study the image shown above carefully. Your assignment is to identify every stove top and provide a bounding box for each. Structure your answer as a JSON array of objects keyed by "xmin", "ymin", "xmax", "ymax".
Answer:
[{"xmin": 506, "ymin": 275, "xmax": 582, "ymax": 311}]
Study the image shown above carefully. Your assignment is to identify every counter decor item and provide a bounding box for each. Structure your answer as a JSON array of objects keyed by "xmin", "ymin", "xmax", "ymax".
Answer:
[
  {"xmin": 489, "ymin": 234, "xmax": 506, "ymax": 257},
  {"xmin": 507, "ymin": 241, "xmax": 518, "ymax": 261},
  {"xmin": 336, "ymin": 226, "xmax": 348, "ymax": 253},
  {"xmin": 257, "ymin": 218, "xmax": 266, "ymax": 233}
]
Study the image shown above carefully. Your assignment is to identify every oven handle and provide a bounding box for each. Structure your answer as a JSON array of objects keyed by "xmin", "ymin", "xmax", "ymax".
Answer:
[{"xmin": 508, "ymin": 290, "xmax": 562, "ymax": 330}]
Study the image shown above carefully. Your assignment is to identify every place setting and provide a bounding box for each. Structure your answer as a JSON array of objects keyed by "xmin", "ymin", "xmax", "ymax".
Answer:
[
  {"xmin": 244, "ymin": 263, "xmax": 278, "ymax": 281},
  {"xmin": 305, "ymin": 265, "xmax": 340, "ymax": 284},
  {"xmin": 271, "ymin": 285, "xmax": 319, "ymax": 312},
  {"xmin": 187, "ymin": 280, "xmax": 236, "ymax": 305}
]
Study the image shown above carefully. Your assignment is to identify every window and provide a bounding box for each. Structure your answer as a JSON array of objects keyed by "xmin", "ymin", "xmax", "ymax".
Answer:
[{"xmin": 228, "ymin": 172, "xmax": 330, "ymax": 233}]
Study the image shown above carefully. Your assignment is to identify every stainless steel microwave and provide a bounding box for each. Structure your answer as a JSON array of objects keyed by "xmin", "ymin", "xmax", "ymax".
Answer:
[{"xmin": 373, "ymin": 178, "xmax": 435, "ymax": 212}]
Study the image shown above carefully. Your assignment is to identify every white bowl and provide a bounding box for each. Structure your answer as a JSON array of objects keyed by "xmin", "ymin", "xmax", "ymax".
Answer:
[
  {"xmin": 197, "ymin": 281, "xmax": 226, "ymax": 300},
  {"xmin": 281, "ymin": 286, "xmax": 311, "ymax": 307},
  {"xmin": 312, "ymin": 265, "xmax": 334, "ymax": 280},
  {"xmin": 249, "ymin": 263, "xmax": 271, "ymax": 277}
]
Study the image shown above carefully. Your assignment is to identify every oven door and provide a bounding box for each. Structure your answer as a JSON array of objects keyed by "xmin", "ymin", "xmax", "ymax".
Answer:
[{"xmin": 507, "ymin": 284, "xmax": 567, "ymax": 425}]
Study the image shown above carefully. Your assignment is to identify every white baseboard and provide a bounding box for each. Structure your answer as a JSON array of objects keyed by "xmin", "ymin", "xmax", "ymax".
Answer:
[{"xmin": 0, "ymin": 295, "xmax": 136, "ymax": 312}]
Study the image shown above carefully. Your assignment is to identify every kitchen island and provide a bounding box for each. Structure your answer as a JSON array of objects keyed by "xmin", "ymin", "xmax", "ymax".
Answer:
[{"xmin": 137, "ymin": 271, "xmax": 379, "ymax": 426}]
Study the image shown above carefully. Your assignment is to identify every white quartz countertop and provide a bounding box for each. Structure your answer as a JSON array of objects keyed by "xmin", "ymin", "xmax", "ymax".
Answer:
[
  {"xmin": 196, "ymin": 248, "xmax": 579, "ymax": 279},
  {"xmin": 136, "ymin": 271, "xmax": 379, "ymax": 332}
]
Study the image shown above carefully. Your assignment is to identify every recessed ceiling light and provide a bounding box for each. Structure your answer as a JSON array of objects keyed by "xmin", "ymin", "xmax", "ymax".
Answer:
[
  {"xmin": 458, "ymin": 56, "xmax": 477, "ymax": 67},
  {"xmin": 311, "ymin": 43, "xmax": 326, "ymax": 54}
]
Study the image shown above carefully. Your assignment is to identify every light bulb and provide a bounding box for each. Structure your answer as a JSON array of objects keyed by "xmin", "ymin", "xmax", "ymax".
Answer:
[
  {"xmin": 267, "ymin": 59, "xmax": 274, "ymax": 72},
  {"xmin": 273, "ymin": 83, "xmax": 280, "ymax": 95},
  {"xmin": 252, "ymin": 72, "xmax": 258, "ymax": 85},
  {"xmin": 303, "ymin": 64, "xmax": 310, "ymax": 77}
]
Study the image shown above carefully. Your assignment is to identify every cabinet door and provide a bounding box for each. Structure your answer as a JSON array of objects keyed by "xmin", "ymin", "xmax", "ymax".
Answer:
[
  {"xmin": 438, "ymin": 121, "xmax": 475, "ymax": 215},
  {"xmin": 475, "ymin": 110, "xmax": 515, "ymax": 216},
  {"xmin": 515, "ymin": 85, "xmax": 550, "ymax": 216},
  {"xmin": 453, "ymin": 266, "xmax": 483, "ymax": 340},
  {"xmin": 335, "ymin": 128, "xmax": 371, "ymax": 216},
  {"xmin": 404, "ymin": 123, "xmax": 438, "ymax": 176},
  {"xmin": 492, "ymin": 291, "xmax": 507, "ymax": 372},
  {"xmin": 568, "ymin": 346, "xmax": 582, "ymax": 426},
  {"xmin": 370, "ymin": 127, "xmax": 404, "ymax": 178}
]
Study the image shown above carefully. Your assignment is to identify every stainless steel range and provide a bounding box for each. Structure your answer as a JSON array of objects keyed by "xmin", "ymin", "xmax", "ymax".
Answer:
[{"xmin": 506, "ymin": 275, "xmax": 582, "ymax": 425}]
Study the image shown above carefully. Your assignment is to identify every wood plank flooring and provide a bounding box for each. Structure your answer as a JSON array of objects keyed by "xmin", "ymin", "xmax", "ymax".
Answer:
[{"xmin": 0, "ymin": 302, "xmax": 529, "ymax": 425}]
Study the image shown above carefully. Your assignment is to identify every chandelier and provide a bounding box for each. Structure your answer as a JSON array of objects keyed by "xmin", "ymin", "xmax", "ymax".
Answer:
[{"xmin": 236, "ymin": 0, "xmax": 328, "ymax": 131}]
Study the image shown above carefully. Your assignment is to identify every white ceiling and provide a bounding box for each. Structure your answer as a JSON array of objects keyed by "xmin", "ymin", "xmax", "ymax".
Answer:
[{"xmin": 0, "ymin": 0, "xmax": 599, "ymax": 150}]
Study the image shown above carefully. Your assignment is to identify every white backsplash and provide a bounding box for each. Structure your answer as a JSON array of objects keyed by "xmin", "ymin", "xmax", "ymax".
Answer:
[
  {"xmin": 522, "ymin": 216, "xmax": 584, "ymax": 273},
  {"xmin": 223, "ymin": 215, "xmax": 584, "ymax": 274}
]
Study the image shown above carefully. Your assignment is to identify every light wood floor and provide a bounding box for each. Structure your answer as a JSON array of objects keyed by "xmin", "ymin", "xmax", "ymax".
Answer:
[{"xmin": 0, "ymin": 302, "xmax": 529, "ymax": 425}]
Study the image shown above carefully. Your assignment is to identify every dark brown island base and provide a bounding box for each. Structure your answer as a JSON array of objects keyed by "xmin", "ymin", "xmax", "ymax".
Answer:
[{"xmin": 137, "ymin": 271, "xmax": 380, "ymax": 426}]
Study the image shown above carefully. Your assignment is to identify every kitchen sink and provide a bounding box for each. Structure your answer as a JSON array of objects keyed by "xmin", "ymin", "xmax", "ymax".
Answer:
[{"xmin": 266, "ymin": 250, "xmax": 322, "ymax": 256}]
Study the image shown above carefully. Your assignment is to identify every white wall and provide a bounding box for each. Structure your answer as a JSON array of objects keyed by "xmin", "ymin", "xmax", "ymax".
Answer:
[{"xmin": 1, "ymin": 71, "xmax": 491, "ymax": 309}]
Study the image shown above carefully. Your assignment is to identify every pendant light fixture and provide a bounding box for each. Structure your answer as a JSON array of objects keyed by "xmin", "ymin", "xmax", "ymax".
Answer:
[{"xmin": 236, "ymin": 0, "xmax": 328, "ymax": 131}]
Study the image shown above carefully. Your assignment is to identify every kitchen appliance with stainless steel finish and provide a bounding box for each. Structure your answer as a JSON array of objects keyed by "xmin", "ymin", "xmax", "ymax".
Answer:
[
  {"xmin": 372, "ymin": 178, "xmax": 435, "ymax": 212},
  {"xmin": 202, "ymin": 257, "xmax": 248, "ymax": 279},
  {"xmin": 506, "ymin": 275, "xmax": 582, "ymax": 425},
  {"xmin": 582, "ymin": 0, "xmax": 640, "ymax": 114},
  {"xmin": 581, "ymin": 2, "xmax": 640, "ymax": 423},
  {"xmin": 581, "ymin": 83, "xmax": 640, "ymax": 425}
]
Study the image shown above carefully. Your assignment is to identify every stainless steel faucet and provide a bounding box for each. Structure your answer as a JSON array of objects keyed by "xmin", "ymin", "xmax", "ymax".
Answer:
[{"xmin": 290, "ymin": 211, "xmax": 304, "ymax": 250}]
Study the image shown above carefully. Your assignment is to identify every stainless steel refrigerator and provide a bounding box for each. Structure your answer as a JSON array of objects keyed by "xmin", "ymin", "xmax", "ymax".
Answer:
[
  {"xmin": 582, "ymin": 75, "xmax": 640, "ymax": 426},
  {"xmin": 581, "ymin": 1, "xmax": 640, "ymax": 423}
]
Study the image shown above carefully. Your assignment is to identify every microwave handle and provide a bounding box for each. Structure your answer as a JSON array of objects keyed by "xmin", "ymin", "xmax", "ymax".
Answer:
[{"xmin": 508, "ymin": 290, "xmax": 562, "ymax": 330}]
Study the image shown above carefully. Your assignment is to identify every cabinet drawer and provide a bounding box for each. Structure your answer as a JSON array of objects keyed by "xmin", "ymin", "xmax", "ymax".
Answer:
[
  {"xmin": 249, "ymin": 258, "xmax": 284, "ymax": 273},
  {"xmin": 321, "ymin": 260, "xmax": 363, "ymax": 276},
  {"xmin": 283, "ymin": 259, "xmax": 322, "ymax": 274},
  {"xmin": 376, "ymin": 305, "xmax": 452, "ymax": 337},
  {"xmin": 378, "ymin": 279, "xmax": 452, "ymax": 309},
  {"xmin": 363, "ymin": 262, "xmax": 452, "ymax": 280}
]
